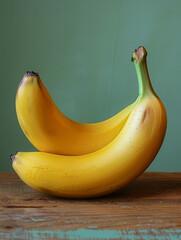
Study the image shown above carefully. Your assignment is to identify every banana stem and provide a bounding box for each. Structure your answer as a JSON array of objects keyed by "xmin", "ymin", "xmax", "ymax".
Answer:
[{"xmin": 132, "ymin": 46, "xmax": 156, "ymax": 98}]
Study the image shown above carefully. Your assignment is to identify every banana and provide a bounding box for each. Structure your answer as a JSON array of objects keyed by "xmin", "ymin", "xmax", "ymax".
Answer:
[
  {"xmin": 11, "ymin": 46, "xmax": 167, "ymax": 198},
  {"xmin": 16, "ymin": 72, "xmax": 137, "ymax": 155}
]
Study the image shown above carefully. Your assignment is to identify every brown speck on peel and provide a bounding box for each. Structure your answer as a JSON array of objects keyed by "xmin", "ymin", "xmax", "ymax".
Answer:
[
  {"xmin": 23, "ymin": 129, "xmax": 29, "ymax": 138},
  {"xmin": 141, "ymin": 108, "xmax": 150, "ymax": 124}
]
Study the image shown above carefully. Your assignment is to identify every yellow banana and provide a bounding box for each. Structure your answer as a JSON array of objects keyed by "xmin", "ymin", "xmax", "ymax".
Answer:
[
  {"xmin": 16, "ymin": 72, "xmax": 137, "ymax": 155},
  {"xmin": 11, "ymin": 46, "xmax": 167, "ymax": 198}
]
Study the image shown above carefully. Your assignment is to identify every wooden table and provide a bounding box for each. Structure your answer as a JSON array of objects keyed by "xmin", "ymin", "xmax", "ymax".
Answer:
[{"xmin": 0, "ymin": 172, "xmax": 181, "ymax": 240}]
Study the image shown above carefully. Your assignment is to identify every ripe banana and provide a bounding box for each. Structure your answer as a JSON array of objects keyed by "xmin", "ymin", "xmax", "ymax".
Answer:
[
  {"xmin": 11, "ymin": 46, "xmax": 167, "ymax": 198},
  {"xmin": 16, "ymin": 72, "xmax": 137, "ymax": 155}
]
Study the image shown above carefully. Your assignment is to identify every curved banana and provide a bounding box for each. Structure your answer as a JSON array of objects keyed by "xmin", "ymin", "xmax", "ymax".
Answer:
[
  {"xmin": 12, "ymin": 47, "xmax": 167, "ymax": 198},
  {"xmin": 16, "ymin": 73, "xmax": 137, "ymax": 155}
]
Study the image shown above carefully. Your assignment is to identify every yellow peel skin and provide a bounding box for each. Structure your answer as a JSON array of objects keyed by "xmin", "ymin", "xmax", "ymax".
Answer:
[
  {"xmin": 16, "ymin": 73, "xmax": 137, "ymax": 155},
  {"xmin": 12, "ymin": 47, "xmax": 167, "ymax": 198}
]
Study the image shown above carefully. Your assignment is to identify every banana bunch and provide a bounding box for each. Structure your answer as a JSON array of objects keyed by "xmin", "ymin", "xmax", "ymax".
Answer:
[{"xmin": 11, "ymin": 46, "xmax": 167, "ymax": 198}]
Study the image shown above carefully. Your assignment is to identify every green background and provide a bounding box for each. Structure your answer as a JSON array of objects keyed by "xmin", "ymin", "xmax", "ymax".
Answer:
[{"xmin": 0, "ymin": 0, "xmax": 180, "ymax": 171}]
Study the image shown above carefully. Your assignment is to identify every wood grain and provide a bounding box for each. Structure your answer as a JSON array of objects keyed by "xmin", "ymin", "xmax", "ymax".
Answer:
[{"xmin": 0, "ymin": 172, "xmax": 181, "ymax": 239}]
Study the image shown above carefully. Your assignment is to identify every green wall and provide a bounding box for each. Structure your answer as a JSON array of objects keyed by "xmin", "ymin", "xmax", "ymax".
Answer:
[{"xmin": 0, "ymin": 0, "xmax": 180, "ymax": 171}]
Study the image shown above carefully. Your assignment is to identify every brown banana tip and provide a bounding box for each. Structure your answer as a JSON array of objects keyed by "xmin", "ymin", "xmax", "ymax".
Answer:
[
  {"xmin": 17, "ymin": 71, "xmax": 39, "ymax": 90},
  {"xmin": 26, "ymin": 71, "xmax": 39, "ymax": 77},
  {"xmin": 10, "ymin": 153, "xmax": 17, "ymax": 163}
]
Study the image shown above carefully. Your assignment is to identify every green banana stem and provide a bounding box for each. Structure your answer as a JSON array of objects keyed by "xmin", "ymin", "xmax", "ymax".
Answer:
[{"xmin": 132, "ymin": 46, "xmax": 156, "ymax": 98}]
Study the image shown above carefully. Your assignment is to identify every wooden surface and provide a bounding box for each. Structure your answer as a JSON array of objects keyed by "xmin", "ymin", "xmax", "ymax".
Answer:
[{"xmin": 0, "ymin": 172, "xmax": 181, "ymax": 240}]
